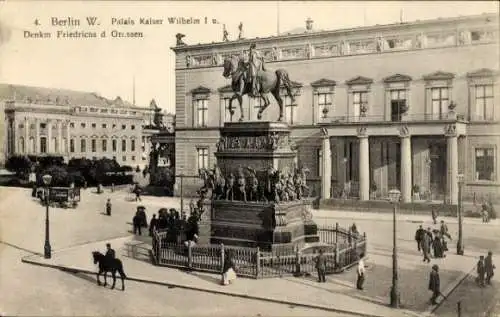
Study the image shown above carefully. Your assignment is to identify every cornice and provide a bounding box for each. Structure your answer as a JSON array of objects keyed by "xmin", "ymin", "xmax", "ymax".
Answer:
[
  {"xmin": 346, "ymin": 76, "xmax": 374, "ymax": 85},
  {"xmin": 311, "ymin": 78, "xmax": 337, "ymax": 87},
  {"xmin": 171, "ymin": 13, "xmax": 498, "ymax": 53},
  {"xmin": 383, "ymin": 74, "xmax": 412, "ymax": 83}
]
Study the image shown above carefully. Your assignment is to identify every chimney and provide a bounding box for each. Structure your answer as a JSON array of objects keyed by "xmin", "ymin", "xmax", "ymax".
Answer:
[{"xmin": 306, "ymin": 18, "xmax": 313, "ymax": 32}]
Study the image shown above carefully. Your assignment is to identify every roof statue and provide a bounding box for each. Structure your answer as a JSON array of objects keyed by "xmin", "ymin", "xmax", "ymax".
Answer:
[
  {"xmin": 237, "ymin": 22, "xmax": 244, "ymax": 40},
  {"xmin": 150, "ymin": 98, "xmax": 159, "ymax": 109},
  {"xmin": 222, "ymin": 24, "xmax": 229, "ymax": 42},
  {"xmin": 175, "ymin": 33, "xmax": 186, "ymax": 46}
]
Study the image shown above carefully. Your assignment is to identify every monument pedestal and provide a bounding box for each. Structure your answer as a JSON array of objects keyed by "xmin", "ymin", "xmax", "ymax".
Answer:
[{"xmin": 202, "ymin": 121, "xmax": 318, "ymax": 252}]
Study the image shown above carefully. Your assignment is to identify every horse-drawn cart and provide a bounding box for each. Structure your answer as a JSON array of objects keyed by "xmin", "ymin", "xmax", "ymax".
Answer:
[{"xmin": 38, "ymin": 187, "xmax": 81, "ymax": 208}]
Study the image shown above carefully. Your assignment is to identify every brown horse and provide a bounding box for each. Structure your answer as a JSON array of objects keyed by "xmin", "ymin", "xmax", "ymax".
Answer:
[{"xmin": 222, "ymin": 55, "xmax": 295, "ymax": 122}]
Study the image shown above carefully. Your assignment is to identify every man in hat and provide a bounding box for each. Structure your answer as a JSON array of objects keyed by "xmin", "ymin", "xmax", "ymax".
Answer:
[
  {"xmin": 357, "ymin": 253, "xmax": 366, "ymax": 290},
  {"xmin": 415, "ymin": 225, "xmax": 425, "ymax": 252},
  {"xmin": 477, "ymin": 255, "xmax": 486, "ymax": 287},
  {"xmin": 105, "ymin": 243, "xmax": 115, "ymax": 260},
  {"xmin": 422, "ymin": 228, "xmax": 432, "ymax": 263},
  {"xmin": 428, "ymin": 264, "xmax": 441, "ymax": 305},
  {"xmin": 314, "ymin": 249, "xmax": 326, "ymax": 283},
  {"xmin": 485, "ymin": 251, "xmax": 496, "ymax": 285}
]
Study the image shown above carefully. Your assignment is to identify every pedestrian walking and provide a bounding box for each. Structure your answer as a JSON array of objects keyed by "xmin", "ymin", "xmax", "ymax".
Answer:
[
  {"xmin": 221, "ymin": 250, "xmax": 237, "ymax": 285},
  {"xmin": 133, "ymin": 214, "xmax": 142, "ymax": 235},
  {"xmin": 485, "ymin": 251, "xmax": 496, "ymax": 285},
  {"xmin": 106, "ymin": 198, "xmax": 112, "ymax": 216},
  {"xmin": 476, "ymin": 255, "xmax": 485, "ymax": 286},
  {"xmin": 432, "ymin": 235, "xmax": 444, "ymax": 258},
  {"xmin": 149, "ymin": 214, "xmax": 158, "ymax": 236},
  {"xmin": 421, "ymin": 228, "xmax": 432, "ymax": 263},
  {"xmin": 428, "ymin": 264, "xmax": 441, "ymax": 305},
  {"xmin": 482, "ymin": 202, "xmax": 490, "ymax": 223},
  {"xmin": 357, "ymin": 253, "xmax": 366, "ymax": 290},
  {"xmin": 415, "ymin": 225, "xmax": 425, "ymax": 252},
  {"xmin": 440, "ymin": 220, "xmax": 452, "ymax": 241},
  {"xmin": 314, "ymin": 249, "xmax": 326, "ymax": 283},
  {"xmin": 431, "ymin": 207, "xmax": 438, "ymax": 224}
]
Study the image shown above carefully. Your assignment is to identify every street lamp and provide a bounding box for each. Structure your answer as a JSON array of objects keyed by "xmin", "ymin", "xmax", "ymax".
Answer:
[
  {"xmin": 42, "ymin": 174, "xmax": 53, "ymax": 259},
  {"xmin": 457, "ymin": 174, "xmax": 465, "ymax": 255},
  {"xmin": 388, "ymin": 188, "xmax": 401, "ymax": 308}
]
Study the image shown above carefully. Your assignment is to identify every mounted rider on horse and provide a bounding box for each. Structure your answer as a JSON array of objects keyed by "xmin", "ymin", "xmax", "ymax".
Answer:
[{"xmin": 222, "ymin": 43, "xmax": 295, "ymax": 122}]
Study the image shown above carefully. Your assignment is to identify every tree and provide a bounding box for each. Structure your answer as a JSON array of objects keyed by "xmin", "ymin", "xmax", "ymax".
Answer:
[
  {"xmin": 5, "ymin": 155, "xmax": 32, "ymax": 176},
  {"xmin": 39, "ymin": 165, "xmax": 69, "ymax": 187}
]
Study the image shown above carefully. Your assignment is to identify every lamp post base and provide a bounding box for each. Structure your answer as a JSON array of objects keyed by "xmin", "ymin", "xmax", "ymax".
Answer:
[
  {"xmin": 44, "ymin": 240, "xmax": 52, "ymax": 259},
  {"xmin": 456, "ymin": 242, "xmax": 464, "ymax": 256},
  {"xmin": 390, "ymin": 287, "xmax": 400, "ymax": 308}
]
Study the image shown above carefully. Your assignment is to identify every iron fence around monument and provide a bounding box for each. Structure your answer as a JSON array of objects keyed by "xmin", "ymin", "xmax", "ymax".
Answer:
[{"xmin": 152, "ymin": 224, "xmax": 366, "ymax": 279}]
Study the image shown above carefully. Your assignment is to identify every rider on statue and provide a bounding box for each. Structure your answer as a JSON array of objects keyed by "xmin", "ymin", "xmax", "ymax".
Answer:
[{"xmin": 248, "ymin": 43, "xmax": 265, "ymax": 97}]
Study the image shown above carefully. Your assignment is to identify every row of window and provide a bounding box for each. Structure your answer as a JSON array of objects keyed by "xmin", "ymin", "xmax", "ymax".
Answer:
[
  {"xmin": 18, "ymin": 122, "xmax": 136, "ymax": 130},
  {"xmin": 76, "ymin": 155, "xmax": 137, "ymax": 162},
  {"xmin": 17, "ymin": 137, "xmax": 138, "ymax": 154},
  {"xmin": 193, "ymin": 83, "xmax": 495, "ymax": 126},
  {"xmin": 70, "ymin": 139, "xmax": 136, "ymax": 153}
]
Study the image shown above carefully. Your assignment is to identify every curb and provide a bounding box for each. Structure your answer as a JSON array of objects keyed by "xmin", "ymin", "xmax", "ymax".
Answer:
[
  {"xmin": 424, "ymin": 263, "xmax": 477, "ymax": 316},
  {"xmin": 313, "ymin": 215, "xmax": 499, "ymax": 227},
  {"xmin": 21, "ymin": 256, "xmax": 405, "ymax": 317}
]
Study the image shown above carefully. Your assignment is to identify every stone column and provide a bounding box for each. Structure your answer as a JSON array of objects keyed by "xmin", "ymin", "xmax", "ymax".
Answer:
[
  {"xmin": 57, "ymin": 120, "xmax": 62, "ymax": 154},
  {"xmin": 35, "ymin": 119, "xmax": 40, "ymax": 153},
  {"xmin": 66, "ymin": 120, "xmax": 71, "ymax": 155},
  {"xmin": 11, "ymin": 119, "xmax": 17, "ymax": 154},
  {"xmin": 24, "ymin": 117, "xmax": 29, "ymax": 154},
  {"xmin": 47, "ymin": 120, "xmax": 52, "ymax": 153},
  {"xmin": 358, "ymin": 127, "xmax": 370, "ymax": 201},
  {"xmin": 399, "ymin": 125, "xmax": 412, "ymax": 203},
  {"xmin": 445, "ymin": 124, "xmax": 458, "ymax": 204},
  {"xmin": 320, "ymin": 128, "xmax": 331, "ymax": 199}
]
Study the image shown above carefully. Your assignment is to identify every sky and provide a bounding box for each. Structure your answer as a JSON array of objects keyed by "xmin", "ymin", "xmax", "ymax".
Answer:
[{"xmin": 0, "ymin": 1, "xmax": 498, "ymax": 114}]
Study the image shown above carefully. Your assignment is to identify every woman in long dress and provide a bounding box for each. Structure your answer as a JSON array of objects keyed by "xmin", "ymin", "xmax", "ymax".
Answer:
[{"xmin": 221, "ymin": 250, "xmax": 237, "ymax": 285}]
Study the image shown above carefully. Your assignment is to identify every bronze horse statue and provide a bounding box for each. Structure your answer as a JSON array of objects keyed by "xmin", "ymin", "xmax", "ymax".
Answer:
[{"xmin": 222, "ymin": 55, "xmax": 295, "ymax": 122}]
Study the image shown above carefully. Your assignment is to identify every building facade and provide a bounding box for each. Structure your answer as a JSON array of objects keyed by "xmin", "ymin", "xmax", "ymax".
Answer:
[
  {"xmin": 172, "ymin": 13, "xmax": 499, "ymax": 202},
  {"xmin": 2, "ymin": 84, "xmax": 155, "ymax": 168}
]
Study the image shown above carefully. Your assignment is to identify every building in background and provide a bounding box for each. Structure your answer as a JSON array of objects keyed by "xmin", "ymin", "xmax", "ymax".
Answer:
[
  {"xmin": 171, "ymin": 13, "xmax": 499, "ymax": 202},
  {"xmin": 1, "ymin": 84, "xmax": 160, "ymax": 168}
]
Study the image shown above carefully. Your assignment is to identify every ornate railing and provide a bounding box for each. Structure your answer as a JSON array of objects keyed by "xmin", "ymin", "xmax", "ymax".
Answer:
[{"xmin": 152, "ymin": 224, "xmax": 367, "ymax": 279}]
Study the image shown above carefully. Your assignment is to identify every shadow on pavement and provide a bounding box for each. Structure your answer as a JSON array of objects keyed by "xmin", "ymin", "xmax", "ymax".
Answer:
[
  {"xmin": 188, "ymin": 271, "xmax": 221, "ymax": 285},
  {"xmin": 0, "ymin": 241, "xmax": 43, "ymax": 257}
]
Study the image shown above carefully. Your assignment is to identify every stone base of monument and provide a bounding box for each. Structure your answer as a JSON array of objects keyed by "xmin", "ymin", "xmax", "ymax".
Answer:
[{"xmin": 200, "ymin": 199, "xmax": 319, "ymax": 252}]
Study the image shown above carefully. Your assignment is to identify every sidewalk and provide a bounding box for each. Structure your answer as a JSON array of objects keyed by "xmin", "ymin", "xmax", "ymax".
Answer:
[
  {"xmin": 312, "ymin": 209, "xmax": 499, "ymax": 226},
  {"xmin": 22, "ymin": 236, "xmax": 420, "ymax": 317}
]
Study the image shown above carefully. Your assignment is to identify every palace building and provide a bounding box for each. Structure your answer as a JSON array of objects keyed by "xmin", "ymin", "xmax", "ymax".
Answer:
[
  {"xmin": 1, "ymin": 84, "xmax": 158, "ymax": 168},
  {"xmin": 171, "ymin": 13, "xmax": 500, "ymax": 203}
]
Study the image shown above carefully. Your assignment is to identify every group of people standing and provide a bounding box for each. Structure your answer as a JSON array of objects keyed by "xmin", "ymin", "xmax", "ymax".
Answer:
[
  {"xmin": 476, "ymin": 251, "xmax": 496, "ymax": 287},
  {"xmin": 415, "ymin": 221, "xmax": 451, "ymax": 262}
]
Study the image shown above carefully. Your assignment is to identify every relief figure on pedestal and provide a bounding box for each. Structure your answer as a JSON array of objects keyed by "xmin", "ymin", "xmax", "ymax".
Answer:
[
  {"xmin": 245, "ymin": 167, "xmax": 259, "ymax": 202},
  {"xmin": 225, "ymin": 173, "xmax": 235, "ymax": 201},
  {"xmin": 222, "ymin": 44, "xmax": 296, "ymax": 122},
  {"xmin": 235, "ymin": 168, "xmax": 247, "ymax": 202}
]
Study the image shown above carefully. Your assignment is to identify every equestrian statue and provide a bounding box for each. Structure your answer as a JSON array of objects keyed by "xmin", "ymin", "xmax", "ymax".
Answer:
[{"xmin": 222, "ymin": 43, "xmax": 296, "ymax": 122}]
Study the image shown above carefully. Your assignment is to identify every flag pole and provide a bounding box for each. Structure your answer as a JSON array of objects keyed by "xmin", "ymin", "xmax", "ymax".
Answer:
[
  {"xmin": 277, "ymin": 1, "xmax": 280, "ymax": 36},
  {"xmin": 132, "ymin": 75, "xmax": 136, "ymax": 106}
]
